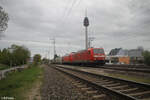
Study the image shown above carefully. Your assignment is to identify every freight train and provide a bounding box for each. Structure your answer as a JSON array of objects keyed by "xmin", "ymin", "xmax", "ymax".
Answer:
[{"xmin": 53, "ymin": 47, "xmax": 106, "ymax": 65}]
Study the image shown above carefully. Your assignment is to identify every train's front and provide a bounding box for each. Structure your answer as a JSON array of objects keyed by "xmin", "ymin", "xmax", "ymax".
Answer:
[{"xmin": 92, "ymin": 48, "xmax": 105, "ymax": 65}]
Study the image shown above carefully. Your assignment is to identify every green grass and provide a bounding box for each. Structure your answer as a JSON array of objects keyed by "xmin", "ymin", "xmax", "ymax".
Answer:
[
  {"xmin": 108, "ymin": 73, "xmax": 150, "ymax": 84},
  {"xmin": 0, "ymin": 64, "xmax": 43, "ymax": 100},
  {"xmin": 0, "ymin": 64, "xmax": 10, "ymax": 70}
]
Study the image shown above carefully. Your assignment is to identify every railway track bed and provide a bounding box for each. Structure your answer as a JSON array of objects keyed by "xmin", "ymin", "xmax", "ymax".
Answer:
[
  {"xmin": 97, "ymin": 66, "xmax": 150, "ymax": 74},
  {"xmin": 54, "ymin": 65, "xmax": 150, "ymax": 100},
  {"xmin": 62, "ymin": 64, "xmax": 150, "ymax": 78}
]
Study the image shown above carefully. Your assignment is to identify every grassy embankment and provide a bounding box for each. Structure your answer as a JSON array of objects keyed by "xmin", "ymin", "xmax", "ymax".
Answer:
[
  {"xmin": 0, "ymin": 64, "xmax": 10, "ymax": 70},
  {"xmin": 0, "ymin": 64, "xmax": 44, "ymax": 100},
  {"xmin": 107, "ymin": 73, "xmax": 150, "ymax": 84}
]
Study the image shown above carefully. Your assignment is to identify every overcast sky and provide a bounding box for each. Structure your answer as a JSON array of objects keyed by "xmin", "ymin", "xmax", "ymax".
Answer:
[{"xmin": 0, "ymin": 0, "xmax": 150, "ymax": 58}]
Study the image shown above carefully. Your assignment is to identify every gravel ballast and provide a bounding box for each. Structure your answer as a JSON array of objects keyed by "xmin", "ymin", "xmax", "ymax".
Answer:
[{"xmin": 41, "ymin": 65, "xmax": 88, "ymax": 100}]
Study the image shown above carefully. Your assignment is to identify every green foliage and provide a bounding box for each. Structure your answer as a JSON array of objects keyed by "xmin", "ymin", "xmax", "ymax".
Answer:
[
  {"xmin": 0, "ymin": 65, "xmax": 43, "ymax": 100},
  {"xmin": 0, "ymin": 6, "xmax": 9, "ymax": 37},
  {"xmin": 33, "ymin": 54, "xmax": 41, "ymax": 65},
  {"xmin": 143, "ymin": 51, "xmax": 150, "ymax": 66},
  {"xmin": 42, "ymin": 58, "xmax": 49, "ymax": 64},
  {"xmin": 0, "ymin": 44, "xmax": 31, "ymax": 66},
  {"xmin": 54, "ymin": 54, "xmax": 58, "ymax": 59},
  {"xmin": 0, "ymin": 64, "xmax": 10, "ymax": 70}
]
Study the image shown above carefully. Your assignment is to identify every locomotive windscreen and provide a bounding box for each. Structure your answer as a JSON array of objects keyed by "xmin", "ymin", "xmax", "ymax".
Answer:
[{"xmin": 93, "ymin": 49, "xmax": 104, "ymax": 54}]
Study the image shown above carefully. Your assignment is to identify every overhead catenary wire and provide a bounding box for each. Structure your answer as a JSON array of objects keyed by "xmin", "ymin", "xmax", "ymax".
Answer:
[
  {"xmin": 61, "ymin": 0, "xmax": 81, "ymax": 24},
  {"xmin": 49, "ymin": 0, "xmax": 83, "ymax": 58},
  {"xmin": 65, "ymin": 0, "xmax": 77, "ymax": 17}
]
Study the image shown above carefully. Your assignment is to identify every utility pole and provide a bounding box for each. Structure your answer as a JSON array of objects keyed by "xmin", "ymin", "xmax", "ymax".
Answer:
[
  {"xmin": 88, "ymin": 37, "xmax": 95, "ymax": 48},
  {"xmin": 48, "ymin": 37, "xmax": 51, "ymax": 60},
  {"xmin": 50, "ymin": 38, "xmax": 56, "ymax": 59},
  {"xmin": 83, "ymin": 10, "xmax": 89, "ymax": 50},
  {"xmin": 54, "ymin": 38, "xmax": 56, "ymax": 57}
]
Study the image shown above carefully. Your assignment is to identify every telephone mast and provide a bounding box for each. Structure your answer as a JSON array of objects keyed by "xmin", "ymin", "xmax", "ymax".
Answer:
[{"xmin": 83, "ymin": 11, "xmax": 89, "ymax": 50}]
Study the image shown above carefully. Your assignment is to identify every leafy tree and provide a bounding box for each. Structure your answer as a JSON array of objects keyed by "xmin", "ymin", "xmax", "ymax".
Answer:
[
  {"xmin": 143, "ymin": 51, "xmax": 150, "ymax": 66},
  {"xmin": 54, "ymin": 54, "xmax": 58, "ymax": 60},
  {"xmin": 0, "ymin": 48, "xmax": 10, "ymax": 65},
  {"xmin": 0, "ymin": 6, "xmax": 9, "ymax": 38},
  {"xmin": 0, "ymin": 44, "xmax": 30, "ymax": 66},
  {"xmin": 33, "ymin": 54, "xmax": 41, "ymax": 65},
  {"xmin": 42, "ymin": 58, "xmax": 49, "ymax": 64},
  {"xmin": 10, "ymin": 44, "xmax": 30, "ymax": 65}
]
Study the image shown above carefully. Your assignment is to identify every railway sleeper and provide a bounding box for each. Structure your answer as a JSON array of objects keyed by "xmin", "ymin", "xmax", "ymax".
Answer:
[
  {"xmin": 74, "ymin": 82, "xmax": 106, "ymax": 99},
  {"xmin": 71, "ymin": 81, "xmax": 99, "ymax": 99},
  {"xmin": 94, "ymin": 79, "xmax": 109, "ymax": 82},
  {"xmin": 129, "ymin": 90, "xmax": 150, "ymax": 99},
  {"xmin": 73, "ymin": 82, "xmax": 83, "ymax": 86},
  {"xmin": 71, "ymin": 78, "xmax": 108, "ymax": 99},
  {"xmin": 122, "ymin": 88, "xmax": 145, "ymax": 95},
  {"xmin": 110, "ymin": 85, "xmax": 129, "ymax": 90},
  {"xmin": 97, "ymin": 81, "xmax": 114, "ymax": 85},
  {"xmin": 76, "ymin": 84, "xmax": 87, "ymax": 88},
  {"xmin": 92, "ymin": 94, "xmax": 106, "ymax": 100},
  {"xmin": 81, "ymin": 87, "xmax": 92, "ymax": 91},
  {"xmin": 119, "ymin": 88, "xmax": 139, "ymax": 93},
  {"xmin": 86, "ymin": 90, "xmax": 97, "ymax": 94},
  {"xmin": 85, "ymin": 90, "xmax": 99, "ymax": 98},
  {"xmin": 103, "ymin": 83, "xmax": 121, "ymax": 87}
]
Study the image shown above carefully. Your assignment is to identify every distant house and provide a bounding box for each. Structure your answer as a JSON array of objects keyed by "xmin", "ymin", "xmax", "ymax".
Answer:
[
  {"xmin": 107, "ymin": 48, "xmax": 144, "ymax": 64},
  {"xmin": 128, "ymin": 49, "xmax": 144, "ymax": 64},
  {"xmin": 116, "ymin": 49, "xmax": 130, "ymax": 64},
  {"xmin": 128, "ymin": 49, "xmax": 143, "ymax": 57},
  {"xmin": 109, "ymin": 48, "xmax": 122, "ymax": 56},
  {"xmin": 117, "ymin": 49, "xmax": 128, "ymax": 57},
  {"xmin": 107, "ymin": 48, "xmax": 122, "ymax": 64},
  {"xmin": 118, "ymin": 57, "xmax": 130, "ymax": 64}
]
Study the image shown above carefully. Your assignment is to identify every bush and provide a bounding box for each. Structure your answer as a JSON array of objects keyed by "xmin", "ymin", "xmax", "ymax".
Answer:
[
  {"xmin": 33, "ymin": 54, "xmax": 41, "ymax": 65},
  {"xmin": 143, "ymin": 51, "xmax": 150, "ymax": 66}
]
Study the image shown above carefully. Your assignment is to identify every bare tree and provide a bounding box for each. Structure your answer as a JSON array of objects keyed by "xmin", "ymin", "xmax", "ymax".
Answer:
[{"xmin": 0, "ymin": 6, "xmax": 9, "ymax": 38}]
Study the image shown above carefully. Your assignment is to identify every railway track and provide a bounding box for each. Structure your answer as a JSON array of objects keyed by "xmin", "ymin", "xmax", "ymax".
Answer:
[
  {"xmin": 54, "ymin": 65, "xmax": 150, "ymax": 100},
  {"xmin": 97, "ymin": 66, "xmax": 150, "ymax": 73},
  {"xmin": 104, "ymin": 65, "xmax": 150, "ymax": 69}
]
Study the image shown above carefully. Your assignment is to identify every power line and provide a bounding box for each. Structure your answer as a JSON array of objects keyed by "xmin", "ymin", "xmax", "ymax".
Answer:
[
  {"xmin": 65, "ymin": 0, "xmax": 77, "ymax": 17},
  {"xmin": 61, "ymin": 0, "xmax": 81, "ymax": 23}
]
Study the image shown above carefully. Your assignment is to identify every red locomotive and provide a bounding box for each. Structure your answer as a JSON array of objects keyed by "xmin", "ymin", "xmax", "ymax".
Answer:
[{"xmin": 62, "ymin": 48, "xmax": 105, "ymax": 65}]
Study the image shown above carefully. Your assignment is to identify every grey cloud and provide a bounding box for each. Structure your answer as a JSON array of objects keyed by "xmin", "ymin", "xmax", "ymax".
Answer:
[{"xmin": 0, "ymin": 0, "xmax": 150, "ymax": 58}]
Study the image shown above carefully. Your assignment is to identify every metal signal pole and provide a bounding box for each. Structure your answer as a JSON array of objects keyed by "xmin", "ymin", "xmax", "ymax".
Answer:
[
  {"xmin": 53, "ymin": 38, "xmax": 56, "ymax": 56},
  {"xmin": 88, "ymin": 37, "xmax": 95, "ymax": 48},
  {"xmin": 50, "ymin": 38, "xmax": 56, "ymax": 59},
  {"xmin": 83, "ymin": 11, "xmax": 89, "ymax": 50}
]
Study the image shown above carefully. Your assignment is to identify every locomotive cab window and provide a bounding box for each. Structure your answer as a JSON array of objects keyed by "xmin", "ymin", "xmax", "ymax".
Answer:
[{"xmin": 93, "ymin": 49, "xmax": 104, "ymax": 54}]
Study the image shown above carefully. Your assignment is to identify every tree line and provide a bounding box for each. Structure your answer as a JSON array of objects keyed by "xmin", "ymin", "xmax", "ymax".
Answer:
[{"xmin": 0, "ymin": 44, "xmax": 30, "ymax": 66}]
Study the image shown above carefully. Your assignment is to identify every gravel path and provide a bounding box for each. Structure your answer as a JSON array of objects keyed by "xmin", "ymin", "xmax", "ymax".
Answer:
[{"xmin": 41, "ymin": 65, "xmax": 88, "ymax": 100}]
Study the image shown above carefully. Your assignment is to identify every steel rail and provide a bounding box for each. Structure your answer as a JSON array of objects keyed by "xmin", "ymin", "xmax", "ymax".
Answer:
[
  {"xmin": 54, "ymin": 66, "xmax": 140, "ymax": 100},
  {"xmin": 97, "ymin": 66, "xmax": 150, "ymax": 73},
  {"xmin": 57, "ymin": 65, "xmax": 150, "ymax": 88}
]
